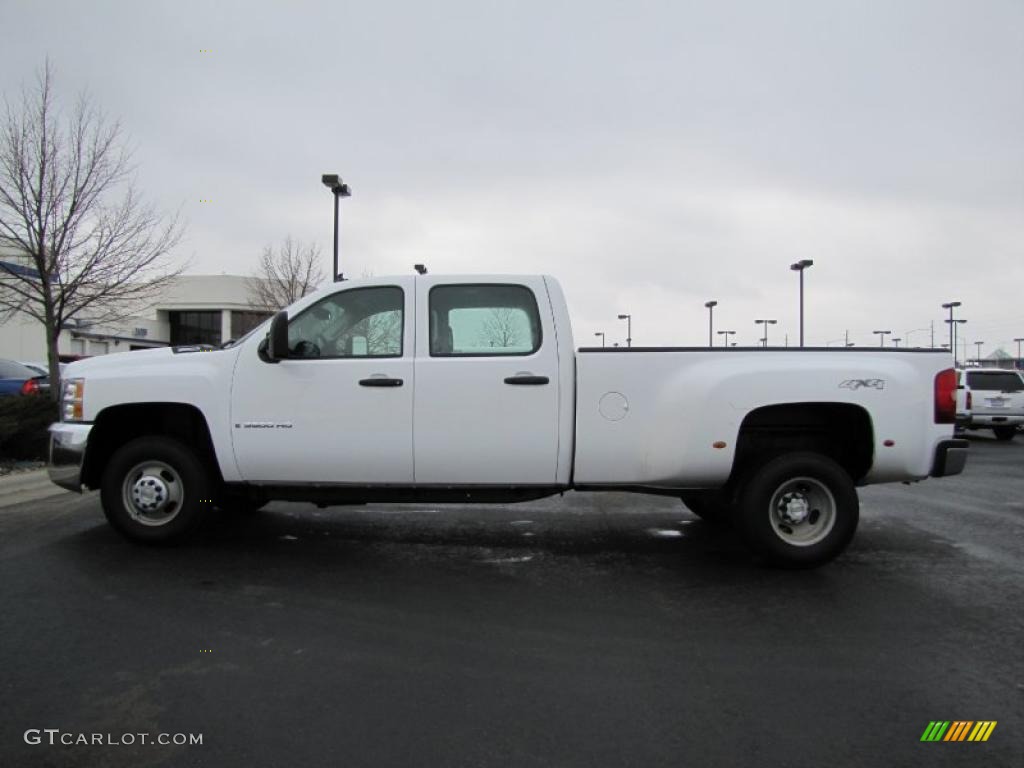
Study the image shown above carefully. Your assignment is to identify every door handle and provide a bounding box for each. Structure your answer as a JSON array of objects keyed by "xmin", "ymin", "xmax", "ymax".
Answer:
[
  {"xmin": 359, "ymin": 376, "xmax": 404, "ymax": 387},
  {"xmin": 504, "ymin": 374, "xmax": 549, "ymax": 385}
]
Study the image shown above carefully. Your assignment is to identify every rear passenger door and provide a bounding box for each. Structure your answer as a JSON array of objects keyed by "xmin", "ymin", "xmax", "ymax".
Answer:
[{"xmin": 413, "ymin": 279, "xmax": 561, "ymax": 485}]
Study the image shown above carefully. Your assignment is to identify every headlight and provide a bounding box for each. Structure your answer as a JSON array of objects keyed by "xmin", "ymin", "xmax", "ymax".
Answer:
[{"xmin": 62, "ymin": 378, "xmax": 85, "ymax": 421}]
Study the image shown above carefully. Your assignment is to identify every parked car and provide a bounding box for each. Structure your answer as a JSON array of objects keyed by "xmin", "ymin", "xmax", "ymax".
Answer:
[
  {"xmin": 0, "ymin": 359, "xmax": 50, "ymax": 397},
  {"xmin": 20, "ymin": 361, "xmax": 68, "ymax": 380},
  {"xmin": 48, "ymin": 273, "xmax": 967, "ymax": 567},
  {"xmin": 955, "ymin": 367, "xmax": 1024, "ymax": 441}
]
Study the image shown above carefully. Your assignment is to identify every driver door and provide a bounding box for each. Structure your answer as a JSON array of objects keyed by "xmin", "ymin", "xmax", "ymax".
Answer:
[{"xmin": 231, "ymin": 278, "xmax": 415, "ymax": 484}]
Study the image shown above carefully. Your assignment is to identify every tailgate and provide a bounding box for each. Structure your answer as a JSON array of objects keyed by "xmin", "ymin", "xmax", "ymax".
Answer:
[{"xmin": 966, "ymin": 370, "xmax": 1024, "ymax": 415}]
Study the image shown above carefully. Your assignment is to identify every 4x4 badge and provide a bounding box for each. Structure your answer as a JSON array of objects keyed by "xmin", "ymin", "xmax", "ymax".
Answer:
[{"xmin": 839, "ymin": 379, "xmax": 885, "ymax": 390}]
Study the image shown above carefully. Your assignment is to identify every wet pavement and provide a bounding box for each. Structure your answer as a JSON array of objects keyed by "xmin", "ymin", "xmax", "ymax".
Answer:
[{"xmin": 2, "ymin": 435, "xmax": 1022, "ymax": 767}]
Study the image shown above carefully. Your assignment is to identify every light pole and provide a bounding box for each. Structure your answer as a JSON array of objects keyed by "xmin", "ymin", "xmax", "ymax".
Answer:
[
  {"xmin": 974, "ymin": 341, "xmax": 983, "ymax": 363},
  {"xmin": 1014, "ymin": 337, "xmax": 1023, "ymax": 368},
  {"xmin": 321, "ymin": 174, "xmax": 352, "ymax": 282},
  {"xmin": 942, "ymin": 301, "xmax": 962, "ymax": 364},
  {"xmin": 892, "ymin": 337, "xmax": 902, "ymax": 348},
  {"xmin": 790, "ymin": 259, "xmax": 813, "ymax": 346},
  {"xmin": 873, "ymin": 330, "xmax": 891, "ymax": 347},
  {"xmin": 704, "ymin": 301, "xmax": 717, "ymax": 348},
  {"xmin": 617, "ymin": 314, "xmax": 632, "ymax": 348},
  {"xmin": 949, "ymin": 319, "xmax": 967, "ymax": 366},
  {"xmin": 755, "ymin": 319, "xmax": 777, "ymax": 347},
  {"xmin": 594, "ymin": 332, "xmax": 605, "ymax": 348},
  {"xmin": 717, "ymin": 330, "xmax": 735, "ymax": 347}
]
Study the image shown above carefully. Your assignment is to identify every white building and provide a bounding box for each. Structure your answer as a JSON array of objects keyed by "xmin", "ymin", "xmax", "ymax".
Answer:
[{"xmin": 0, "ymin": 243, "xmax": 271, "ymax": 361}]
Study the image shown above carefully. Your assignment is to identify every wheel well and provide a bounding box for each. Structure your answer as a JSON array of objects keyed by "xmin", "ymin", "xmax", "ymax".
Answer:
[
  {"xmin": 732, "ymin": 403, "xmax": 874, "ymax": 485},
  {"xmin": 82, "ymin": 403, "xmax": 221, "ymax": 490}
]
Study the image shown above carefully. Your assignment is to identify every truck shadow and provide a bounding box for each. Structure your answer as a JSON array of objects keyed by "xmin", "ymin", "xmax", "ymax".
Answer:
[{"xmin": 56, "ymin": 499, "xmax": 771, "ymax": 584}]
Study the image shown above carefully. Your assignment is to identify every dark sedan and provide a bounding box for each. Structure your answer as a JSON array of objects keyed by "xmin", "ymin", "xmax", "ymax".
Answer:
[{"xmin": 0, "ymin": 359, "xmax": 49, "ymax": 397}]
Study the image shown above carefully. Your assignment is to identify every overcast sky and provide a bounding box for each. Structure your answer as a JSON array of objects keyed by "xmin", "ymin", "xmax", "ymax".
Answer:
[{"xmin": 2, "ymin": 0, "xmax": 1022, "ymax": 352}]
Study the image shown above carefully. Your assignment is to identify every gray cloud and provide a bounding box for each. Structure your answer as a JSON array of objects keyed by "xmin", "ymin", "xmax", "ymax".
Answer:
[{"xmin": 2, "ymin": 0, "xmax": 1021, "ymax": 350}]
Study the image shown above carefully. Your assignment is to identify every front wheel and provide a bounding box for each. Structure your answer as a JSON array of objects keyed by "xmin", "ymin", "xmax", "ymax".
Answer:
[
  {"xmin": 100, "ymin": 436, "xmax": 215, "ymax": 544},
  {"xmin": 992, "ymin": 426, "xmax": 1016, "ymax": 441},
  {"xmin": 734, "ymin": 452, "xmax": 859, "ymax": 568}
]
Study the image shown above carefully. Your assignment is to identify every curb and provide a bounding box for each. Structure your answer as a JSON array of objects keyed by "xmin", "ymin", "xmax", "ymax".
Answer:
[{"xmin": 0, "ymin": 468, "xmax": 70, "ymax": 508}]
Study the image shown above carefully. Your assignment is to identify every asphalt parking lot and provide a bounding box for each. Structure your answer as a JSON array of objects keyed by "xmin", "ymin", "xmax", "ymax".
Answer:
[{"xmin": 2, "ymin": 436, "xmax": 1022, "ymax": 767}]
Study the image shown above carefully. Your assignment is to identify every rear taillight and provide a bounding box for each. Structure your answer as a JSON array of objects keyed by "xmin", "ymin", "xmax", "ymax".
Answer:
[
  {"xmin": 934, "ymin": 368, "xmax": 956, "ymax": 424},
  {"xmin": 20, "ymin": 378, "xmax": 40, "ymax": 396},
  {"xmin": 966, "ymin": 391, "xmax": 972, "ymax": 410}
]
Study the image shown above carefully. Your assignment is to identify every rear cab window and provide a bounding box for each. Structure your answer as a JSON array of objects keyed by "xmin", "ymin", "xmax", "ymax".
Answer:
[
  {"xmin": 965, "ymin": 372, "xmax": 1024, "ymax": 392},
  {"xmin": 429, "ymin": 284, "xmax": 542, "ymax": 357}
]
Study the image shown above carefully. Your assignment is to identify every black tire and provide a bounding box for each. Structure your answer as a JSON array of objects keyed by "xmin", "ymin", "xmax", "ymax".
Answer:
[
  {"xmin": 680, "ymin": 491, "xmax": 731, "ymax": 524},
  {"xmin": 992, "ymin": 426, "xmax": 1016, "ymax": 441},
  {"xmin": 734, "ymin": 452, "xmax": 859, "ymax": 568},
  {"xmin": 100, "ymin": 436, "xmax": 215, "ymax": 544}
]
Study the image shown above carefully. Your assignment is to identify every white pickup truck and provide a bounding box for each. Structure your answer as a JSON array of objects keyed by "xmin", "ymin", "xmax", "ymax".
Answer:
[{"xmin": 49, "ymin": 273, "xmax": 968, "ymax": 567}]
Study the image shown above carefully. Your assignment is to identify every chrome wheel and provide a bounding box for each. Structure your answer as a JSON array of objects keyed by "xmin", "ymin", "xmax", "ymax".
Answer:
[
  {"xmin": 768, "ymin": 476, "xmax": 836, "ymax": 547},
  {"xmin": 121, "ymin": 460, "xmax": 184, "ymax": 527}
]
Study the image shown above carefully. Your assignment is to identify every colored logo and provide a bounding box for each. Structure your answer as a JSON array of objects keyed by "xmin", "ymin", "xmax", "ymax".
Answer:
[{"xmin": 921, "ymin": 721, "xmax": 997, "ymax": 742}]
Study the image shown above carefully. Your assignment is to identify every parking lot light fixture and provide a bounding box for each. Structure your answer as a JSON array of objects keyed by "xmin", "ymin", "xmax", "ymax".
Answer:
[
  {"xmin": 945, "ymin": 318, "xmax": 967, "ymax": 366},
  {"xmin": 942, "ymin": 301, "xmax": 962, "ymax": 364},
  {"xmin": 594, "ymin": 332, "xmax": 605, "ymax": 348},
  {"xmin": 873, "ymin": 330, "xmax": 891, "ymax": 347},
  {"xmin": 704, "ymin": 301, "xmax": 718, "ymax": 347},
  {"xmin": 321, "ymin": 174, "xmax": 352, "ymax": 282},
  {"xmin": 617, "ymin": 314, "xmax": 632, "ymax": 348},
  {"xmin": 755, "ymin": 319, "xmax": 777, "ymax": 348},
  {"xmin": 717, "ymin": 329, "xmax": 735, "ymax": 347},
  {"xmin": 789, "ymin": 259, "xmax": 813, "ymax": 346}
]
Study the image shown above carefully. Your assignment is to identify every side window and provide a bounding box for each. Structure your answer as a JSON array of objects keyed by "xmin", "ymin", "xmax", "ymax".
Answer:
[
  {"xmin": 430, "ymin": 284, "xmax": 541, "ymax": 357},
  {"xmin": 286, "ymin": 286, "xmax": 403, "ymax": 359}
]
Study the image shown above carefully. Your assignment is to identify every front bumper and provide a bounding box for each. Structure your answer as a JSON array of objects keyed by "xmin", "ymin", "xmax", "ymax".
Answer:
[
  {"xmin": 931, "ymin": 438, "xmax": 969, "ymax": 478},
  {"xmin": 48, "ymin": 422, "xmax": 92, "ymax": 492}
]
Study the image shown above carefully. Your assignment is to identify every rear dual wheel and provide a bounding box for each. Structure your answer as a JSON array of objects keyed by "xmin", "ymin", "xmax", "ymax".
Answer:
[
  {"xmin": 734, "ymin": 452, "xmax": 859, "ymax": 568},
  {"xmin": 993, "ymin": 426, "xmax": 1016, "ymax": 441}
]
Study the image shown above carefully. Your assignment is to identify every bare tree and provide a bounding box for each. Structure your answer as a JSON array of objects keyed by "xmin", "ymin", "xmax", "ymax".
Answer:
[
  {"xmin": 246, "ymin": 236, "xmax": 324, "ymax": 311},
  {"xmin": 360, "ymin": 310, "xmax": 402, "ymax": 355},
  {"xmin": 479, "ymin": 307, "xmax": 524, "ymax": 349},
  {"xmin": 0, "ymin": 62, "xmax": 185, "ymax": 396}
]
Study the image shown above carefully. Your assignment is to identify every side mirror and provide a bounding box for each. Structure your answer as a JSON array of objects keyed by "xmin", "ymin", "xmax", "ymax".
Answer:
[{"xmin": 265, "ymin": 310, "xmax": 289, "ymax": 363}]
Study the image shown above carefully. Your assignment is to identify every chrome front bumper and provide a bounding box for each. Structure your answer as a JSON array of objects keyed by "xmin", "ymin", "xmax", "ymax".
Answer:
[{"xmin": 48, "ymin": 422, "xmax": 92, "ymax": 492}]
